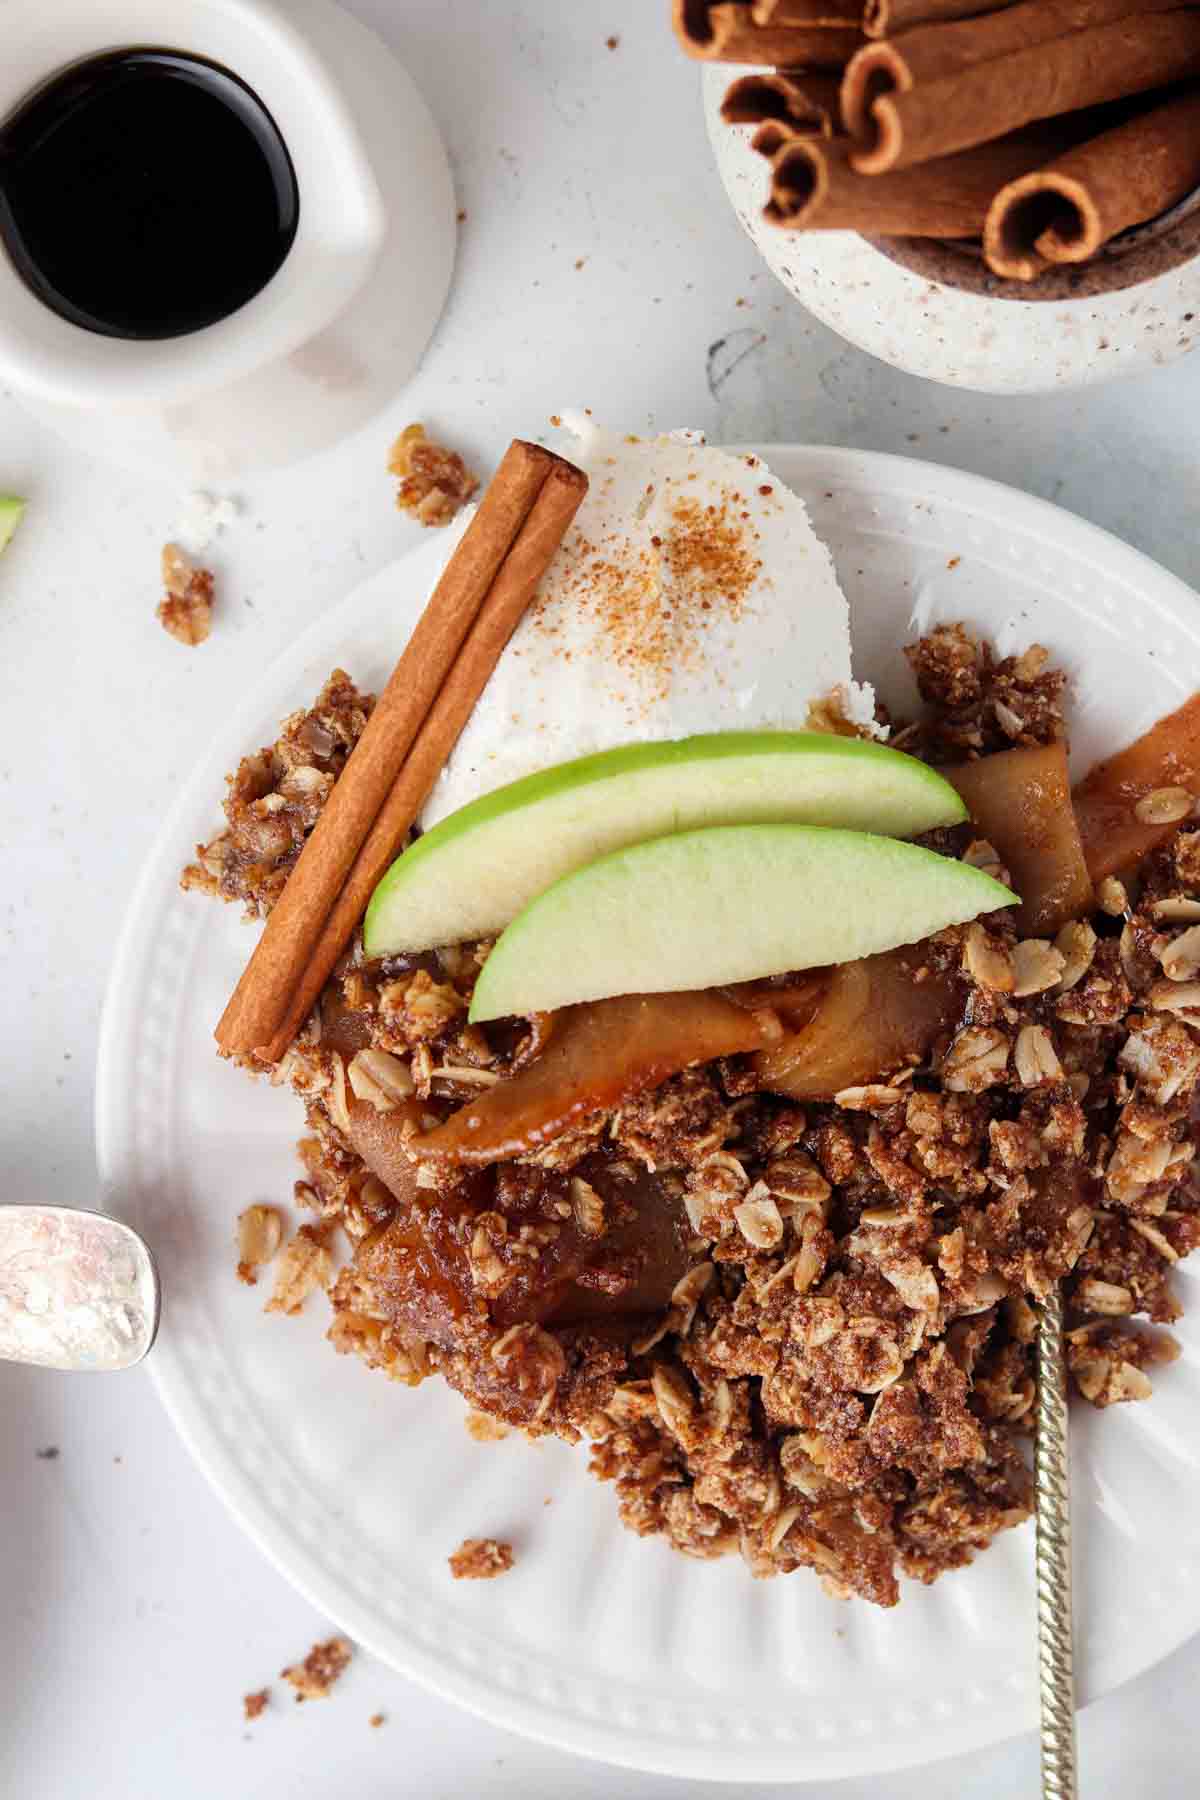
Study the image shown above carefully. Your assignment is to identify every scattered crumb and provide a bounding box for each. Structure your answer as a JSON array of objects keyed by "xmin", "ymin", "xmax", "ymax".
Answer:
[
  {"xmin": 174, "ymin": 490, "xmax": 238, "ymax": 556},
  {"xmin": 448, "ymin": 1537, "xmax": 514, "ymax": 1581},
  {"xmin": 947, "ymin": 555, "xmax": 961, "ymax": 570},
  {"xmin": 543, "ymin": 1497, "xmax": 552, "ymax": 1506},
  {"xmin": 35, "ymin": 1446, "xmax": 59, "ymax": 1461},
  {"xmin": 113, "ymin": 1455, "xmax": 123, "ymax": 1465},
  {"xmin": 456, "ymin": 208, "xmax": 467, "ymax": 223},
  {"xmin": 465, "ymin": 1409, "xmax": 510, "ymax": 1443},
  {"xmin": 236, "ymin": 1204, "xmax": 285, "ymax": 1287},
  {"xmin": 606, "ymin": 34, "xmax": 619, "ymax": 49},
  {"xmin": 157, "ymin": 544, "xmax": 214, "ymax": 645},
  {"xmin": 389, "ymin": 423, "xmax": 479, "ymax": 527},
  {"xmin": 574, "ymin": 258, "xmax": 587, "ymax": 271},
  {"xmin": 280, "ymin": 1637, "xmax": 353, "ymax": 1701},
  {"xmin": 243, "ymin": 1688, "xmax": 270, "ymax": 1721},
  {"xmin": 265, "ymin": 1224, "xmax": 332, "ymax": 1316},
  {"xmin": 369, "ymin": 1713, "xmax": 386, "ymax": 1729}
]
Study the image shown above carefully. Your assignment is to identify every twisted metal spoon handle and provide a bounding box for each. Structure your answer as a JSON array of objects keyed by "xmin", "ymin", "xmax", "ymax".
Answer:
[{"xmin": 1036, "ymin": 1283, "xmax": 1078, "ymax": 1800}]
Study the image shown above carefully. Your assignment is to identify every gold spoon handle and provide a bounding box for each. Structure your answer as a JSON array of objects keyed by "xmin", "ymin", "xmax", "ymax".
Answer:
[{"xmin": 1036, "ymin": 1284, "xmax": 1078, "ymax": 1800}]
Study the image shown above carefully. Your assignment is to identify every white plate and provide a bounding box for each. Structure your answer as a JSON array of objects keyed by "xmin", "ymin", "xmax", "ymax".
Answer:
[{"xmin": 97, "ymin": 448, "xmax": 1200, "ymax": 1784}]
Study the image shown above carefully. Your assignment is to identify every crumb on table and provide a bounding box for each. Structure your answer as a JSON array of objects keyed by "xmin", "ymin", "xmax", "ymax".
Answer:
[
  {"xmin": 236, "ymin": 1203, "xmax": 284, "ymax": 1287},
  {"xmin": 448, "ymin": 1537, "xmax": 514, "ymax": 1581},
  {"xmin": 264, "ymin": 1223, "xmax": 332, "ymax": 1316},
  {"xmin": 369, "ymin": 1712, "xmax": 386, "ymax": 1729},
  {"xmin": 157, "ymin": 543, "xmax": 214, "ymax": 645},
  {"xmin": 243, "ymin": 1688, "xmax": 270, "ymax": 1722},
  {"xmin": 389, "ymin": 424, "xmax": 479, "ymax": 527},
  {"xmin": 465, "ymin": 1409, "xmax": 510, "ymax": 1443},
  {"xmin": 280, "ymin": 1636, "xmax": 353, "ymax": 1701}
]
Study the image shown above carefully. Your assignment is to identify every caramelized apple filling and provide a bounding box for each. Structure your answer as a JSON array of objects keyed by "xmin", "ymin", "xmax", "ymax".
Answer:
[
  {"xmin": 945, "ymin": 742, "xmax": 1094, "ymax": 936},
  {"xmin": 186, "ymin": 628, "xmax": 1200, "ymax": 1606}
]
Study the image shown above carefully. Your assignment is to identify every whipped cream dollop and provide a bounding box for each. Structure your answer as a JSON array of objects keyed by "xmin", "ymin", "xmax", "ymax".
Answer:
[{"xmin": 421, "ymin": 416, "xmax": 876, "ymax": 827}]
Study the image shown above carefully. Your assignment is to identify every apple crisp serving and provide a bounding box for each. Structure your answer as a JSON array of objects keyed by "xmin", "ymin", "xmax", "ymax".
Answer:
[{"xmin": 184, "ymin": 627, "xmax": 1200, "ymax": 1607}]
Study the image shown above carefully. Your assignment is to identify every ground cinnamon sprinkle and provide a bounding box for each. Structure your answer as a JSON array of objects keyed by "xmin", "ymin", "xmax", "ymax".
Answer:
[
  {"xmin": 662, "ymin": 492, "xmax": 763, "ymax": 619},
  {"xmin": 532, "ymin": 484, "xmax": 766, "ymax": 706}
]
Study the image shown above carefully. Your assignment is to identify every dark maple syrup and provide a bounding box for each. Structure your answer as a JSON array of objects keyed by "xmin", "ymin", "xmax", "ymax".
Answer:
[{"xmin": 0, "ymin": 49, "xmax": 299, "ymax": 340}]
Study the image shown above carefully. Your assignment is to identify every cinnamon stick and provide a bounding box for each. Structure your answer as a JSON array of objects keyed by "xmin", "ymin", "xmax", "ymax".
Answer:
[
  {"xmin": 216, "ymin": 441, "xmax": 581, "ymax": 1059},
  {"xmin": 753, "ymin": 120, "xmax": 802, "ymax": 156},
  {"xmin": 673, "ymin": 1, "xmax": 862, "ymax": 66},
  {"xmin": 850, "ymin": 10, "xmax": 1200, "ymax": 175},
  {"xmin": 983, "ymin": 87, "xmax": 1200, "ymax": 278},
  {"xmin": 256, "ymin": 461, "xmax": 589, "ymax": 1064},
  {"xmin": 765, "ymin": 123, "xmax": 1086, "ymax": 233},
  {"xmin": 843, "ymin": 0, "xmax": 1183, "ymax": 147},
  {"xmin": 864, "ymin": 0, "xmax": 1015, "ymax": 36},
  {"xmin": 751, "ymin": 0, "xmax": 860, "ymax": 22},
  {"xmin": 721, "ymin": 70, "xmax": 843, "ymax": 134}
]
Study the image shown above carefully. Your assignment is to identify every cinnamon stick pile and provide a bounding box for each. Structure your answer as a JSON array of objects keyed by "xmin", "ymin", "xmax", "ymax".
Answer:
[
  {"xmin": 216, "ymin": 442, "xmax": 588, "ymax": 1064},
  {"xmin": 675, "ymin": 0, "xmax": 1200, "ymax": 278}
]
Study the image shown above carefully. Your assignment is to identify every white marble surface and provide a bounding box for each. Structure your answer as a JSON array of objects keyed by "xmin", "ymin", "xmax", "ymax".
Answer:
[{"xmin": 2, "ymin": 2, "xmax": 1199, "ymax": 1794}]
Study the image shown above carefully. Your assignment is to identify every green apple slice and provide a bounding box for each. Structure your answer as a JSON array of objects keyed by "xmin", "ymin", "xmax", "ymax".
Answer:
[
  {"xmin": 365, "ymin": 732, "xmax": 967, "ymax": 955},
  {"xmin": 469, "ymin": 823, "xmax": 1014, "ymax": 1022},
  {"xmin": 0, "ymin": 496, "xmax": 25, "ymax": 556}
]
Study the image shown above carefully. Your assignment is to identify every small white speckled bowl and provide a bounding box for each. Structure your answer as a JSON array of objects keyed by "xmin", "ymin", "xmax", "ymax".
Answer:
[{"xmin": 703, "ymin": 67, "xmax": 1200, "ymax": 395}]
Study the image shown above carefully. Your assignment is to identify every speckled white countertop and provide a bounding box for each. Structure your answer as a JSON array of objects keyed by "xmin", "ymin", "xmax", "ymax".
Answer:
[{"xmin": 3, "ymin": 3, "xmax": 1200, "ymax": 1795}]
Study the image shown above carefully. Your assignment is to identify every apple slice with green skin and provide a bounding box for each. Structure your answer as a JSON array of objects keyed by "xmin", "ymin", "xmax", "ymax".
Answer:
[
  {"xmin": 0, "ymin": 497, "xmax": 25, "ymax": 556},
  {"xmin": 364, "ymin": 732, "xmax": 967, "ymax": 955},
  {"xmin": 469, "ymin": 823, "xmax": 1015, "ymax": 1022}
]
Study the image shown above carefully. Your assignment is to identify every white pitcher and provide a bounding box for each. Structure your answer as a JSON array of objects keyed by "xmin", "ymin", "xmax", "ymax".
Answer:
[{"xmin": 0, "ymin": 0, "xmax": 456, "ymax": 477}]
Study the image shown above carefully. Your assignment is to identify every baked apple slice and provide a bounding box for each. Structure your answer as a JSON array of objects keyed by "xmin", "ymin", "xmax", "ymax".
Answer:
[
  {"xmin": 348, "ymin": 1103, "xmax": 690, "ymax": 1336},
  {"xmin": 751, "ymin": 945, "xmax": 961, "ymax": 1101},
  {"xmin": 410, "ymin": 990, "xmax": 778, "ymax": 1167},
  {"xmin": 944, "ymin": 742, "xmax": 1092, "ymax": 935},
  {"xmin": 1073, "ymin": 693, "xmax": 1200, "ymax": 882}
]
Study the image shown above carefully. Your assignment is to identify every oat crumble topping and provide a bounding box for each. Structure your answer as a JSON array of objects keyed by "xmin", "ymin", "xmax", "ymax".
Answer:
[
  {"xmin": 898, "ymin": 624, "xmax": 1066, "ymax": 761},
  {"xmin": 236, "ymin": 1204, "xmax": 283, "ymax": 1286},
  {"xmin": 188, "ymin": 626, "xmax": 1200, "ymax": 1607},
  {"xmin": 181, "ymin": 670, "xmax": 374, "ymax": 918},
  {"xmin": 466, "ymin": 1408, "xmax": 511, "ymax": 1442}
]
